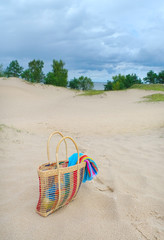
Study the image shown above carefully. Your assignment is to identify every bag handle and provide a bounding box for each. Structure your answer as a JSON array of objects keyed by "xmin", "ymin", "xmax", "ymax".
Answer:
[
  {"xmin": 56, "ymin": 136, "xmax": 79, "ymax": 169},
  {"xmin": 54, "ymin": 136, "xmax": 80, "ymax": 211},
  {"xmin": 47, "ymin": 131, "xmax": 68, "ymax": 163}
]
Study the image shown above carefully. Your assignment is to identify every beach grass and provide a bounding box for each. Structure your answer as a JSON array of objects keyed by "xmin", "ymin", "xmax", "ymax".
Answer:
[
  {"xmin": 78, "ymin": 90, "xmax": 105, "ymax": 96},
  {"xmin": 0, "ymin": 123, "xmax": 22, "ymax": 132},
  {"xmin": 0, "ymin": 124, "xmax": 5, "ymax": 131},
  {"xmin": 131, "ymin": 84, "xmax": 164, "ymax": 91},
  {"xmin": 142, "ymin": 93, "xmax": 164, "ymax": 102}
]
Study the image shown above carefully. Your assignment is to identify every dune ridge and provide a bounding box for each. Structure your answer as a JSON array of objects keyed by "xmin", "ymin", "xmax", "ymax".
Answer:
[{"xmin": 0, "ymin": 77, "xmax": 164, "ymax": 240}]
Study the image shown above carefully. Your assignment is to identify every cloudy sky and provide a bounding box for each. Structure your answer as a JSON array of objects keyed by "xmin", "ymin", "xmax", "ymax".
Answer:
[{"xmin": 0, "ymin": 0, "xmax": 164, "ymax": 82}]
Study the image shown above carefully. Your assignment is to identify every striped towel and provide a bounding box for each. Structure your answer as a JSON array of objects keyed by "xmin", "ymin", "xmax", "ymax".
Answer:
[{"xmin": 68, "ymin": 153, "xmax": 99, "ymax": 183}]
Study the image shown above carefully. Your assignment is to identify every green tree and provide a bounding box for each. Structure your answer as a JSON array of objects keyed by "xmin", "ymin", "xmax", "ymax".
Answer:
[
  {"xmin": 68, "ymin": 77, "xmax": 81, "ymax": 89},
  {"xmin": 21, "ymin": 69, "xmax": 31, "ymax": 81},
  {"xmin": 28, "ymin": 59, "xmax": 44, "ymax": 83},
  {"xmin": 104, "ymin": 73, "xmax": 142, "ymax": 91},
  {"xmin": 157, "ymin": 70, "xmax": 164, "ymax": 84},
  {"xmin": 5, "ymin": 60, "xmax": 23, "ymax": 77},
  {"xmin": 112, "ymin": 80, "xmax": 125, "ymax": 90},
  {"xmin": 69, "ymin": 76, "xmax": 94, "ymax": 90},
  {"xmin": 143, "ymin": 70, "xmax": 158, "ymax": 84},
  {"xmin": 78, "ymin": 76, "xmax": 94, "ymax": 90},
  {"xmin": 45, "ymin": 59, "xmax": 68, "ymax": 87},
  {"xmin": 112, "ymin": 74, "xmax": 126, "ymax": 90},
  {"xmin": 52, "ymin": 59, "xmax": 68, "ymax": 87},
  {"xmin": 0, "ymin": 64, "xmax": 5, "ymax": 77},
  {"xmin": 45, "ymin": 72, "xmax": 56, "ymax": 85},
  {"xmin": 104, "ymin": 80, "xmax": 113, "ymax": 90},
  {"xmin": 125, "ymin": 74, "xmax": 142, "ymax": 87}
]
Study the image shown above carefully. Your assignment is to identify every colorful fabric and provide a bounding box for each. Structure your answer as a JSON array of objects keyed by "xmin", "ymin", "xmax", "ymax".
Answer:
[
  {"xmin": 60, "ymin": 172, "xmax": 70, "ymax": 206},
  {"xmin": 46, "ymin": 184, "xmax": 56, "ymax": 201},
  {"xmin": 68, "ymin": 153, "xmax": 98, "ymax": 183}
]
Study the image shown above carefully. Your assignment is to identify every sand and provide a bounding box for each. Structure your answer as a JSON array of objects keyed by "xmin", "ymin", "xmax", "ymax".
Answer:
[{"xmin": 0, "ymin": 77, "xmax": 164, "ymax": 240}]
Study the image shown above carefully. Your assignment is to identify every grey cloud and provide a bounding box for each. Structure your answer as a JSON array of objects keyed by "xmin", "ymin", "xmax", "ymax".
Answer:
[{"xmin": 0, "ymin": 0, "xmax": 164, "ymax": 80}]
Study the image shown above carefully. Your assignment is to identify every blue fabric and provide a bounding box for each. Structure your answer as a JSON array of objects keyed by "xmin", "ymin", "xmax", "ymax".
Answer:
[{"xmin": 68, "ymin": 153, "xmax": 84, "ymax": 167}]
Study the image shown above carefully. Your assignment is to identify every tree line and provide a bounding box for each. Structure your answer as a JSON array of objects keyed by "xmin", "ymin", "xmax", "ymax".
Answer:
[
  {"xmin": 0, "ymin": 60, "xmax": 93, "ymax": 90},
  {"xmin": 104, "ymin": 71, "xmax": 164, "ymax": 91},
  {"xmin": 0, "ymin": 60, "xmax": 164, "ymax": 91}
]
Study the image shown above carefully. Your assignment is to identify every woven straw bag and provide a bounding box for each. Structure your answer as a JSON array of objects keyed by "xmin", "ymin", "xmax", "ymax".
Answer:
[{"xmin": 36, "ymin": 131, "xmax": 86, "ymax": 217}]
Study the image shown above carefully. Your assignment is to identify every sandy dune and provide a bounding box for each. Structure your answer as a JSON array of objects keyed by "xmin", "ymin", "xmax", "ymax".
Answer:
[{"xmin": 0, "ymin": 77, "xmax": 164, "ymax": 240}]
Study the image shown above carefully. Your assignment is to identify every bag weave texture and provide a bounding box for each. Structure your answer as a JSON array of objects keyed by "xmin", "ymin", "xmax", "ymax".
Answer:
[{"xmin": 36, "ymin": 132, "xmax": 85, "ymax": 217}]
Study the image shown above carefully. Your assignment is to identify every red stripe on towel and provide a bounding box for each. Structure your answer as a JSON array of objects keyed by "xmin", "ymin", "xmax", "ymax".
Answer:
[{"xmin": 79, "ymin": 155, "xmax": 88, "ymax": 163}]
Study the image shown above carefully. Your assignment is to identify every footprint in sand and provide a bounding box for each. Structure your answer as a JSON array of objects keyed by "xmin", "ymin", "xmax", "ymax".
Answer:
[{"xmin": 93, "ymin": 177, "xmax": 114, "ymax": 192}]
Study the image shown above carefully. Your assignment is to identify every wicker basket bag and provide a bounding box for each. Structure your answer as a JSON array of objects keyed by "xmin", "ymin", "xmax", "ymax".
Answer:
[{"xmin": 36, "ymin": 131, "xmax": 86, "ymax": 217}]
